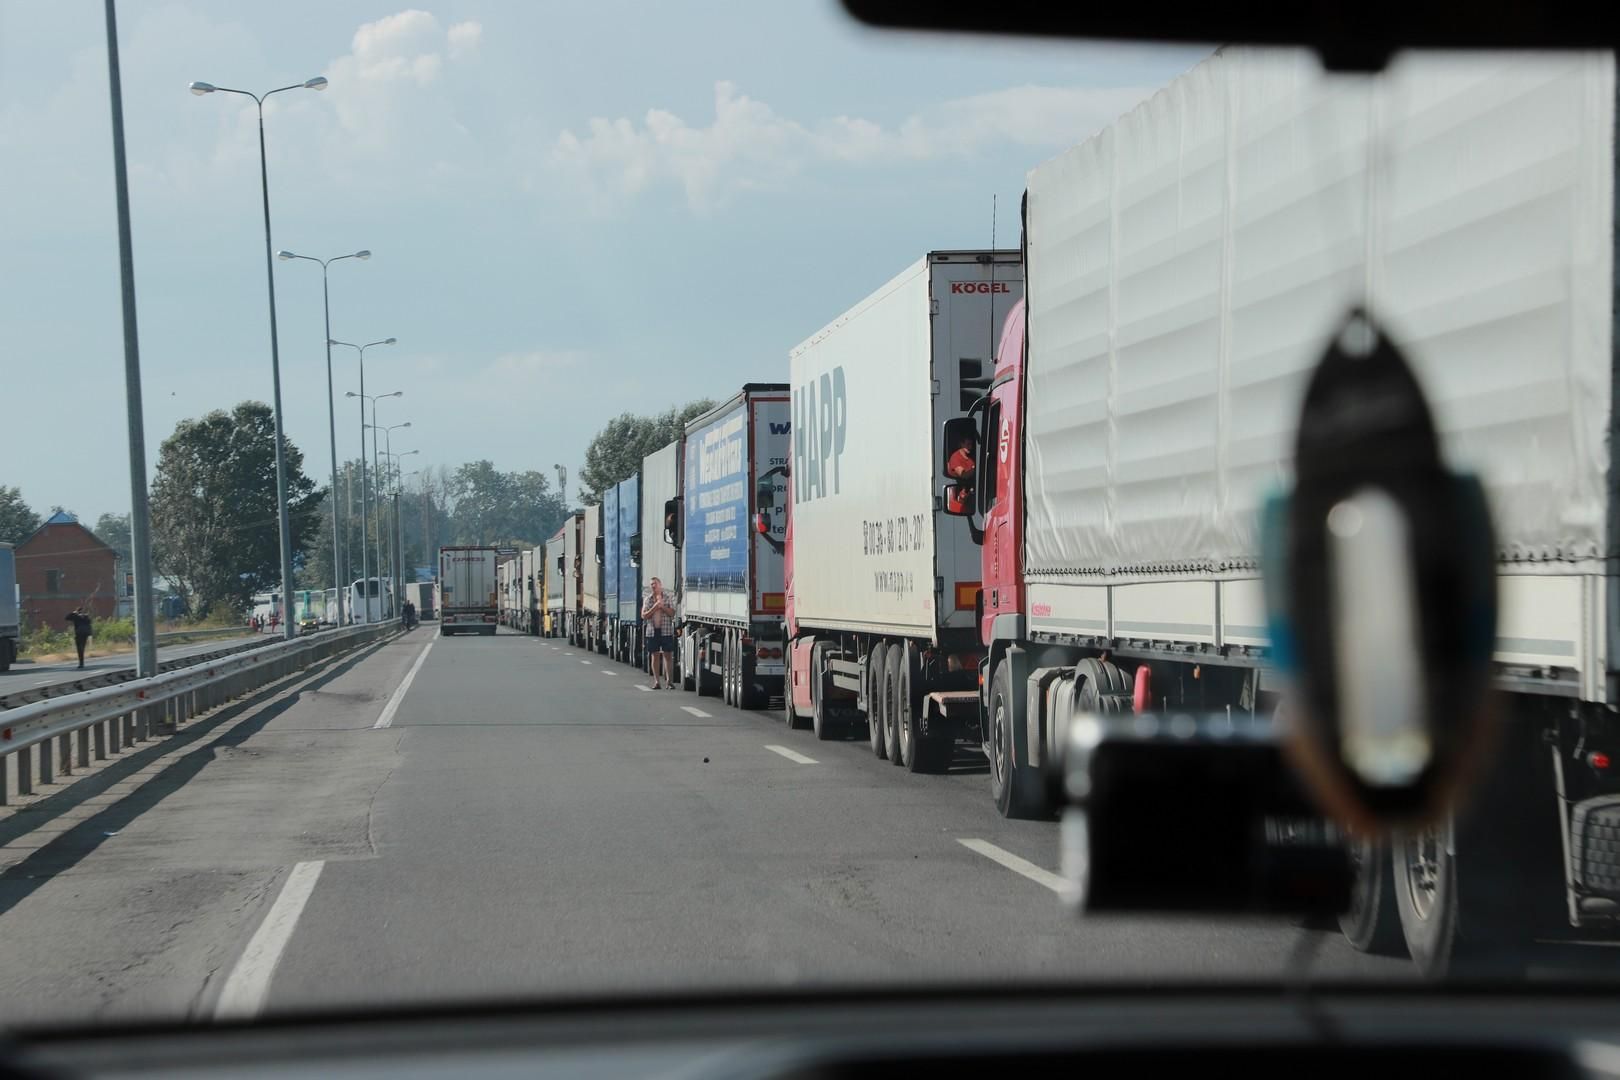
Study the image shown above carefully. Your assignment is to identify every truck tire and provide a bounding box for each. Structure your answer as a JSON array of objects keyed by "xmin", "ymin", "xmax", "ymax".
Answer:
[
  {"xmin": 897, "ymin": 643, "xmax": 948, "ymax": 773},
  {"xmin": 739, "ymin": 638, "xmax": 763, "ymax": 711},
  {"xmin": 884, "ymin": 646, "xmax": 905, "ymax": 766},
  {"xmin": 811, "ymin": 645, "xmax": 840, "ymax": 740},
  {"xmin": 988, "ymin": 661, "xmax": 1044, "ymax": 819},
  {"xmin": 1341, "ymin": 836, "xmax": 1406, "ymax": 956},
  {"xmin": 867, "ymin": 643, "xmax": 889, "ymax": 760},
  {"xmin": 785, "ymin": 633, "xmax": 810, "ymax": 730},
  {"xmin": 695, "ymin": 632, "xmax": 720, "ymax": 697},
  {"xmin": 1075, "ymin": 657, "xmax": 1130, "ymax": 707},
  {"xmin": 0, "ymin": 637, "xmax": 11, "ymax": 672},
  {"xmin": 681, "ymin": 631, "xmax": 696, "ymax": 691}
]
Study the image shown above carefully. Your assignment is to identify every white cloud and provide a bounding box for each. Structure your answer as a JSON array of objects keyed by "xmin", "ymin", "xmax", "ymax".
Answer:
[
  {"xmin": 551, "ymin": 81, "xmax": 1157, "ymax": 212},
  {"xmin": 447, "ymin": 21, "xmax": 483, "ymax": 61}
]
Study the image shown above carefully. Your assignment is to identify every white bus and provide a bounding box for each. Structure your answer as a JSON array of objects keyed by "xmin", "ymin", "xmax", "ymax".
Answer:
[
  {"xmin": 348, "ymin": 578, "xmax": 395, "ymax": 623},
  {"xmin": 250, "ymin": 591, "xmax": 282, "ymax": 627}
]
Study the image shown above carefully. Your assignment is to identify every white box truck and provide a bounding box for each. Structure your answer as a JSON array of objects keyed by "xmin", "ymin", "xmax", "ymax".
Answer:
[
  {"xmin": 438, "ymin": 546, "xmax": 498, "ymax": 636},
  {"xmin": 782, "ymin": 251, "xmax": 1023, "ymax": 764},
  {"xmin": 639, "ymin": 439, "xmax": 683, "ymax": 673},
  {"xmin": 0, "ymin": 542, "xmax": 18, "ymax": 671},
  {"xmin": 948, "ymin": 48, "xmax": 1619, "ymax": 975},
  {"xmin": 579, "ymin": 505, "xmax": 605, "ymax": 653},
  {"xmin": 562, "ymin": 510, "xmax": 585, "ymax": 644},
  {"xmin": 675, "ymin": 385, "xmax": 791, "ymax": 707},
  {"xmin": 544, "ymin": 526, "xmax": 566, "ymax": 637}
]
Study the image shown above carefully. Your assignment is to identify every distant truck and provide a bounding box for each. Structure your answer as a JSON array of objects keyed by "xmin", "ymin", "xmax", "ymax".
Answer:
[
  {"xmin": 438, "ymin": 546, "xmax": 498, "ymax": 636},
  {"xmin": 579, "ymin": 505, "xmax": 605, "ymax": 652},
  {"xmin": 782, "ymin": 251, "xmax": 1023, "ymax": 767},
  {"xmin": 562, "ymin": 510, "xmax": 585, "ymax": 644},
  {"xmin": 544, "ymin": 525, "xmax": 567, "ymax": 637},
  {"xmin": 404, "ymin": 581, "xmax": 437, "ymax": 620},
  {"xmin": 497, "ymin": 551, "xmax": 522, "ymax": 630},
  {"xmin": 639, "ymin": 439, "xmax": 682, "ymax": 675},
  {"xmin": 0, "ymin": 543, "xmax": 17, "ymax": 672},
  {"xmin": 601, "ymin": 475, "xmax": 641, "ymax": 665},
  {"xmin": 672, "ymin": 384, "xmax": 790, "ymax": 708}
]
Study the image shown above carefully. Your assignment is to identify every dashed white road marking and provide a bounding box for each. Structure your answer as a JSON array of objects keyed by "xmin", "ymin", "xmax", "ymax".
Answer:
[
  {"xmin": 580, "ymin": 659, "xmax": 592, "ymax": 665},
  {"xmin": 599, "ymin": 669, "xmax": 615, "ymax": 676},
  {"xmin": 374, "ymin": 639, "xmax": 433, "ymax": 730},
  {"xmin": 636, "ymin": 684, "xmax": 654, "ymax": 692},
  {"xmin": 681, "ymin": 706, "xmax": 712, "ymax": 718},
  {"xmin": 958, "ymin": 838, "xmax": 1066, "ymax": 895},
  {"xmin": 765, "ymin": 744, "xmax": 818, "ymax": 765},
  {"xmin": 214, "ymin": 860, "xmax": 325, "ymax": 1018}
]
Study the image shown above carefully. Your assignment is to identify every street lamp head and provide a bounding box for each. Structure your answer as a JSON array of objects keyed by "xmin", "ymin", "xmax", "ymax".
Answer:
[
  {"xmin": 401, "ymin": 422, "xmax": 413, "ymax": 429},
  {"xmin": 355, "ymin": 250, "xmax": 371, "ymax": 260},
  {"xmin": 383, "ymin": 337, "xmax": 397, "ymax": 345},
  {"xmin": 384, "ymin": 391, "xmax": 404, "ymax": 399},
  {"xmin": 345, "ymin": 392, "xmax": 359, "ymax": 399},
  {"xmin": 304, "ymin": 76, "xmax": 329, "ymax": 91},
  {"xmin": 188, "ymin": 81, "xmax": 217, "ymax": 96},
  {"xmin": 276, "ymin": 249, "xmax": 297, "ymax": 260}
]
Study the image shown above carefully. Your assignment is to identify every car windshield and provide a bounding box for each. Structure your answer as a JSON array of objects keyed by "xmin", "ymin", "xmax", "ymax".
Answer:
[{"xmin": 0, "ymin": 1, "xmax": 1615, "ymax": 1027}]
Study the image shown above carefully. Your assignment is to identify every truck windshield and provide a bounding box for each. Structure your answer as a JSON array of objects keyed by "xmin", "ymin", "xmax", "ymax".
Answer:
[{"xmin": 0, "ymin": 1, "xmax": 1613, "ymax": 1031}]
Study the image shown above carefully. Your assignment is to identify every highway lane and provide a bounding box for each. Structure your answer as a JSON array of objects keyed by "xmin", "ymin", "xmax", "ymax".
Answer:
[
  {"xmin": 0, "ymin": 626, "xmax": 1420, "ymax": 1024},
  {"xmin": 0, "ymin": 633, "xmax": 262, "ymax": 694}
]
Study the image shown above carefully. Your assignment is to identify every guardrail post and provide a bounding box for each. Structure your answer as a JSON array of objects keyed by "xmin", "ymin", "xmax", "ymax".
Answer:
[
  {"xmin": 95, "ymin": 719, "xmax": 107, "ymax": 760},
  {"xmin": 17, "ymin": 747, "xmax": 32, "ymax": 795},
  {"xmin": 76, "ymin": 726, "xmax": 89, "ymax": 768},
  {"xmin": 137, "ymin": 706, "xmax": 150, "ymax": 742},
  {"xmin": 39, "ymin": 738, "xmax": 53, "ymax": 785},
  {"xmin": 58, "ymin": 732, "xmax": 72, "ymax": 776},
  {"xmin": 1, "ymin": 754, "xmax": 8, "ymax": 805}
]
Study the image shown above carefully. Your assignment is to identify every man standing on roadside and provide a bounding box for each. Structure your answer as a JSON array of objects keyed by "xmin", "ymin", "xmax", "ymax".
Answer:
[
  {"xmin": 641, "ymin": 577, "xmax": 675, "ymax": 689},
  {"xmin": 64, "ymin": 607, "xmax": 93, "ymax": 670}
]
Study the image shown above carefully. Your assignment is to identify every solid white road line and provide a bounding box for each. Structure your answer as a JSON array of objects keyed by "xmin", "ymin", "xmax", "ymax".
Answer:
[
  {"xmin": 765, "ymin": 744, "xmax": 818, "ymax": 765},
  {"xmin": 373, "ymin": 638, "xmax": 434, "ymax": 730},
  {"xmin": 681, "ymin": 706, "xmax": 712, "ymax": 718},
  {"xmin": 636, "ymin": 685, "xmax": 654, "ymax": 692},
  {"xmin": 581, "ymin": 659, "xmax": 592, "ymax": 665},
  {"xmin": 958, "ymin": 838, "xmax": 1066, "ymax": 895},
  {"xmin": 214, "ymin": 860, "xmax": 325, "ymax": 1019}
]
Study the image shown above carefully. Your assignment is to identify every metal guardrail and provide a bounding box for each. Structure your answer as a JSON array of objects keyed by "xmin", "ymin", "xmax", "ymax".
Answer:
[
  {"xmin": 0, "ymin": 620, "xmax": 399, "ymax": 806},
  {"xmin": 0, "ymin": 634, "xmax": 289, "ymax": 712},
  {"xmin": 153, "ymin": 626, "xmax": 254, "ymax": 645}
]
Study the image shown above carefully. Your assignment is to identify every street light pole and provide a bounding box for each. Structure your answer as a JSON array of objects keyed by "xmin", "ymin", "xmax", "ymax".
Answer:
[
  {"xmin": 105, "ymin": 0, "xmax": 158, "ymax": 678},
  {"xmin": 335, "ymin": 339, "xmax": 395, "ymax": 622},
  {"xmin": 371, "ymin": 396, "xmax": 403, "ymax": 612},
  {"xmin": 277, "ymin": 248, "xmax": 370, "ymax": 628},
  {"xmin": 382, "ymin": 446, "xmax": 417, "ymax": 606},
  {"xmin": 190, "ymin": 75, "xmax": 327, "ymax": 641}
]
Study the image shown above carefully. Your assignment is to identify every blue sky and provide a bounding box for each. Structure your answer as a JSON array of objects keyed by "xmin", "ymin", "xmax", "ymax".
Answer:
[{"xmin": 0, "ymin": 1, "xmax": 1203, "ymax": 523}]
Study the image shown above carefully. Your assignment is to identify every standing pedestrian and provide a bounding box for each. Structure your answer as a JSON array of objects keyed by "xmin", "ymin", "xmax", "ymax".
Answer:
[
  {"xmin": 641, "ymin": 576, "xmax": 675, "ymax": 689},
  {"xmin": 64, "ymin": 607, "xmax": 93, "ymax": 669}
]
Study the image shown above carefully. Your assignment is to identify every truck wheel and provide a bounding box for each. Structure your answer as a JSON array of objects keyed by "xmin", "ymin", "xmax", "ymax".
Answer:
[
  {"xmin": 681, "ymin": 632, "xmax": 696, "ymax": 691},
  {"xmin": 1393, "ymin": 823, "xmax": 1463, "ymax": 976},
  {"xmin": 739, "ymin": 641, "xmax": 763, "ymax": 710},
  {"xmin": 723, "ymin": 630, "xmax": 736, "ymax": 706},
  {"xmin": 0, "ymin": 637, "xmax": 11, "ymax": 672},
  {"xmin": 867, "ymin": 643, "xmax": 889, "ymax": 759},
  {"xmin": 810, "ymin": 645, "xmax": 840, "ymax": 740},
  {"xmin": 884, "ymin": 646, "xmax": 905, "ymax": 766},
  {"xmin": 988, "ymin": 662, "xmax": 1043, "ymax": 819},
  {"xmin": 785, "ymin": 634, "xmax": 809, "ymax": 730},
  {"xmin": 1340, "ymin": 836, "xmax": 1406, "ymax": 955},
  {"xmin": 695, "ymin": 633, "xmax": 720, "ymax": 697},
  {"xmin": 898, "ymin": 644, "xmax": 949, "ymax": 774},
  {"xmin": 1075, "ymin": 657, "xmax": 1130, "ymax": 707}
]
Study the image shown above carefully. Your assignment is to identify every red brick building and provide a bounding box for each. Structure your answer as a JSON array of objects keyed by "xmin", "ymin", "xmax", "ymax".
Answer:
[{"xmin": 16, "ymin": 512, "xmax": 118, "ymax": 629}]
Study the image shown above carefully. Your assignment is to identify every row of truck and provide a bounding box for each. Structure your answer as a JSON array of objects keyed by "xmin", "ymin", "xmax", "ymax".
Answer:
[{"xmin": 473, "ymin": 49, "xmax": 1620, "ymax": 975}]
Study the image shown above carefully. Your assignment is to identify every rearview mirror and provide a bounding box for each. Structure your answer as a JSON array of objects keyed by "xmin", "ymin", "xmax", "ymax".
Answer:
[
  {"xmin": 663, "ymin": 497, "xmax": 683, "ymax": 546},
  {"xmin": 629, "ymin": 533, "xmax": 642, "ymax": 567},
  {"xmin": 555, "ymin": 555, "xmax": 564, "ymax": 576},
  {"xmin": 941, "ymin": 481, "xmax": 972, "ymax": 518},
  {"xmin": 593, "ymin": 536, "xmax": 604, "ymax": 565},
  {"xmin": 942, "ymin": 416, "xmax": 978, "ymax": 475}
]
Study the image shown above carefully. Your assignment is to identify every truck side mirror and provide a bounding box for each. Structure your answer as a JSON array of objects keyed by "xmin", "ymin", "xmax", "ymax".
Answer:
[
  {"xmin": 755, "ymin": 478, "xmax": 774, "ymax": 535},
  {"xmin": 942, "ymin": 416, "xmax": 978, "ymax": 473},
  {"xmin": 663, "ymin": 497, "xmax": 683, "ymax": 546},
  {"xmin": 629, "ymin": 533, "xmax": 642, "ymax": 566},
  {"xmin": 594, "ymin": 536, "xmax": 604, "ymax": 565},
  {"xmin": 556, "ymin": 555, "xmax": 564, "ymax": 576},
  {"xmin": 942, "ymin": 481, "xmax": 972, "ymax": 518}
]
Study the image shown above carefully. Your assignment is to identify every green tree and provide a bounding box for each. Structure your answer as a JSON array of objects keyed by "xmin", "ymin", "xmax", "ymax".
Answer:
[
  {"xmin": 93, "ymin": 512, "xmax": 132, "ymax": 567},
  {"xmin": 149, "ymin": 402, "xmax": 324, "ymax": 618},
  {"xmin": 577, "ymin": 399, "xmax": 714, "ymax": 503},
  {"xmin": 0, "ymin": 486, "xmax": 41, "ymax": 543}
]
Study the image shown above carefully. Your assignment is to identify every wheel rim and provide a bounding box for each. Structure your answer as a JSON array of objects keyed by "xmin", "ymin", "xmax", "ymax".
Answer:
[
  {"xmin": 899, "ymin": 663, "xmax": 914, "ymax": 762},
  {"xmin": 1405, "ymin": 826, "xmax": 1442, "ymax": 922},
  {"xmin": 991, "ymin": 695, "xmax": 1009, "ymax": 790}
]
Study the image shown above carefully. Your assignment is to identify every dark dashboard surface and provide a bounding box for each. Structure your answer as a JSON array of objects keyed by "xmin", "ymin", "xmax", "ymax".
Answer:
[{"xmin": 9, "ymin": 987, "xmax": 1620, "ymax": 1079}]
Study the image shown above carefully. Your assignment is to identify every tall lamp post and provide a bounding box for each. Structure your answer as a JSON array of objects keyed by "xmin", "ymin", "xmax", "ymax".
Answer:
[
  {"xmin": 190, "ymin": 75, "xmax": 328, "ymax": 641},
  {"xmin": 385, "ymin": 448, "xmax": 420, "ymax": 607},
  {"xmin": 351, "ymin": 390, "xmax": 403, "ymax": 615},
  {"xmin": 333, "ymin": 338, "xmax": 395, "ymax": 621},
  {"xmin": 277, "ymin": 248, "xmax": 370, "ymax": 627}
]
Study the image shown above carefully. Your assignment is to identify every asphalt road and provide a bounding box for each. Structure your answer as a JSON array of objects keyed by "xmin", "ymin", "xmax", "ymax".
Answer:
[
  {"xmin": 0, "ymin": 626, "xmax": 1457, "ymax": 1024},
  {"xmin": 0, "ymin": 633, "xmax": 262, "ymax": 694}
]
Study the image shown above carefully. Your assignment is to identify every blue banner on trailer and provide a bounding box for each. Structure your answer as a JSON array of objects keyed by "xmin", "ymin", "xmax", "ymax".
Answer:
[
  {"xmin": 603, "ymin": 484, "xmax": 622, "ymax": 618},
  {"xmin": 617, "ymin": 474, "xmax": 640, "ymax": 623},
  {"xmin": 684, "ymin": 399, "xmax": 749, "ymax": 596}
]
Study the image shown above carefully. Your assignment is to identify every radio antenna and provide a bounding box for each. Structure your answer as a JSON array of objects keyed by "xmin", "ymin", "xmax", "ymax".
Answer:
[{"xmin": 989, "ymin": 193, "xmax": 997, "ymax": 373}]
